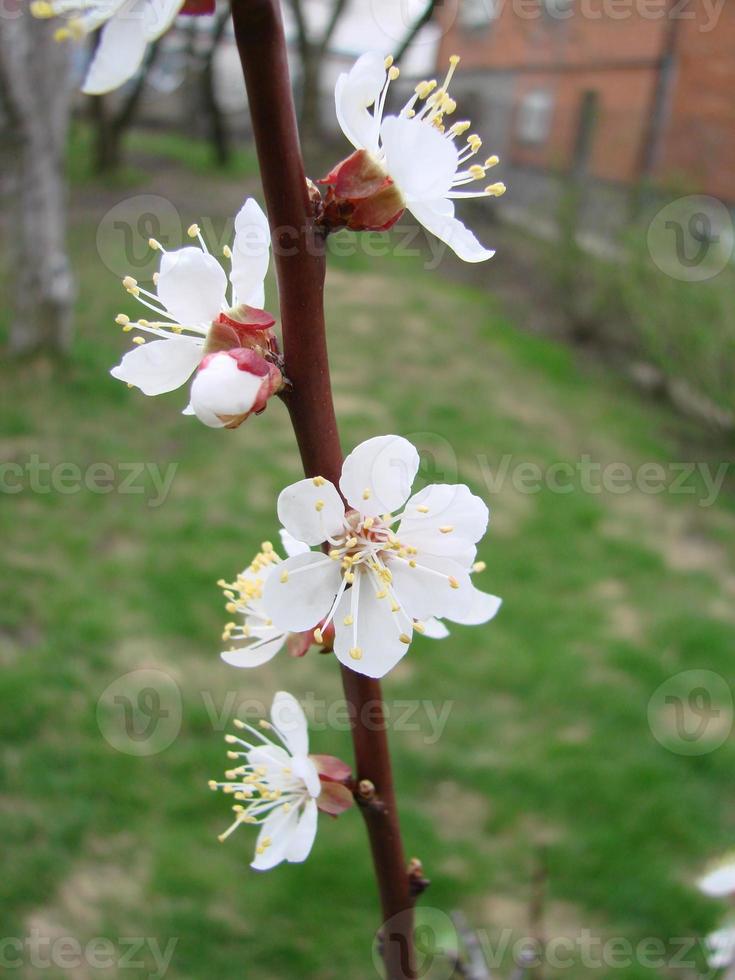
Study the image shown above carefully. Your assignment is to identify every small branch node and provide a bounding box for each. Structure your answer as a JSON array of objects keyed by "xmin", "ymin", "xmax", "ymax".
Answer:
[{"xmin": 407, "ymin": 857, "xmax": 430, "ymax": 897}]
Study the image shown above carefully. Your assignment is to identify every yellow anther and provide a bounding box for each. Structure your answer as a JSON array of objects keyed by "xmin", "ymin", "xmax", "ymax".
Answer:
[
  {"xmin": 388, "ymin": 66, "xmax": 400, "ymax": 81},
  {"xmin": 54, "ymin": 27, "xmax": 71, "ymax": 41},
  {"xmin": 225, "ymin": 734, "xmax": 237, "ymax": 743},
  {"xmin": 391, "ymin": 602, "xmax": 400, "ymax": 613},
  {"xmin": 443, "ymin": 97, "xmax": 457, "ymax": 114},
  {"xmin": 439, "ymin": 525, "xmax": 454, "ymax": 534},
  {"xmin": 363, "ymin": 517, "xmax": 375, "ymax": 529},
  {"xmin": 122, "ymin": 276, "xmax": 138, "ymax": 290},
  {"xmin": 409, "ymin": 560, "xmax": 417, "ymax": 568},
  {"xmin": 467, "ymin": 135, "xmax": 482, "ymax": 151},
  {"xmin": 384, "ymin": 55, "xmax": 394, "ymax": 68},
  {"xmin": 312, "ymin": 475, "xmax": 326, "ymax": 486},
  {"xmin": 349, "ymin": 647, "xmax": 363, "ymax": 661},
  {"xmin": 415, "ymin": 79, "xmax": 437, "ymax": 100},
  {"xmin": 262, "ymin": 540, "xmax": 273, "ymax": 552},
  {"xmin": 469, "ymin": 165, "xmax": 486, "ymax": 180},
  {"xmin": 329, "ymin": 549, "xmax": 341, "ymax": 560},
  {"xmin": 315, "ymin": 499, "xmax": 325, "ymax": 512},
  {"xmin": 223, "ymin": 245, "xmax": 232, "ymax": 259},
  {"xmin": 485, "ymin": 155, "xmax": 500, "ymax": 168},
  {"xmin": 448, "ymin": 576, "xmax": 460, "ymax": 590},
  {"xmin": 473, "ymin": 561, "xmax": 487, "ymax": 573},
  {"xmin": 148, "ymin": 238, "xmax": 162, "ymax": 250},
  {"xmin": 259, "ymin": 722, "xmax": 272, "ymax": 731},
  {"xmin": 449, "ymin": 54, "xmax": 460, "ymax": 65},
  {"xmin": 417, "ymin": 505, "xmax": 430, "ymax": 514},
  {"xmin": 115, "ymin": 313, "xmax": 130, "ymax": 325},
  {"xmin": 208, "ymin": 780, "xmax": 218, "ymax": 790},
  {"xmin": 362, "ymin": 488, "xmax": 372, "ymax": 500},
  {"xmin": 399, "ymin": 633, "xmax": 411, "ymax": 644},
  {"xmin": 187, "ymin": 223, "xmax": 200, "ymax": 238},
  {"xmin": 30, "ymin": 1, "xmax": 54, "ymax": 17},
  {"xmin": 343, "ymin": 615, "xmax": 354, "ymax": 626},
  {"xmin": 225, "ymin": 602, "xmax": 237, "ymax": 613},
  {"xmin": 313, "ymin": 628, "xmax": 324, "ymax": 644},
  {"xmin": 345, "ymin": 572, "xmax": 355, "ymax": 584},
  {"xmin": 375, "ymin": 590, "xmax": 387, "ymax": 600},
  {"xmin": 233, "ymin": 719, "xmax": 246, "ymax": 729},
  {"xmin": 414, "ymin": 622, "xmax": 425, "ymax": 634},
  {"xmin": 280, "ymin": 570, "xmax": 289, "ymax": 583},
  {"xmin": 153, "ymin": 272, "xmax": 160, "ymax": 284},
  {"xmin": 452, "ymin": 121, "xmax": 472, "ymax": 135},
  {"xmin": 486, "ymin": 182, "xmax": 506, "ymax": 197},
  {"xmin": 132, "ymin": 337, "xmax": 146, "ymax": 346}
]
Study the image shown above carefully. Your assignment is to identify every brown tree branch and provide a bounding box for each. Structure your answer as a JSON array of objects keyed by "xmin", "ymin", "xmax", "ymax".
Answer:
[
  {"xmin": 230, "ymin": 1, "xmax": 416, "ymax": 977},
  {"xmin": 393, "ymin": 0, "xmax": 440, "ymax": 65}
]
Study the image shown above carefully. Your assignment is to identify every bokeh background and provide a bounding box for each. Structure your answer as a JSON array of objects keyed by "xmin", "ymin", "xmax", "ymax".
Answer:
[{"xmin": 1, "ymin": 1, "xmax": 734, "ymax": 977}]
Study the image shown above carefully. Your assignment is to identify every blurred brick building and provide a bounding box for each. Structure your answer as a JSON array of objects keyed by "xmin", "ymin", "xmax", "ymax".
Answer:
[{"xmin": 436, "ymin": 0, "xmax": 735, "ymax": 212}]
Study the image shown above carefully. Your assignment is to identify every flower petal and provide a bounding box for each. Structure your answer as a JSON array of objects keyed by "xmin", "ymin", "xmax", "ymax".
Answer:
[
  {"xmin": 279, "ymin": 529, "xmax": 311, "ymax": 558},
  {"xmin": 291, "ymin": 755, "xmax": 321, "ymax": 798},
  {"xmin": 398, "ymin": 484, "xmax": 489, "ymax": 563},
  {"xmin": 334, "ymin": 51, "xmax": 386, "ymax": 154},
  {"xmin": 699, "ymin": 862, "xmax": 735, "ymax": 898},
  {"xmin": 277, "ymin": 478, "xmax": 345, "ymax": 546},
  {"xmin": 422, "ymin": 617, "xmax": 450, "ymax": 640},
  {"xmin": 110, "ymin": 336, "xmax": 202, "ymax": 395},
  {"xmin": 333, "ymin": 577, "xmax": 409, "ymax": 679},
  {"xmin": 82, "ymin": 11, "xmax": 147, "ymax": 95},
  {"xmin": 270, "ymin": 691, "xmax": 310, "ymax": 758},
  {"xmin": 286, "ymin": 798, "xmax": 318, "ymax": 863},
  {"xmin": 446, "ymin": 586, "xmax": 502, "ymax": 626},
  {"xmin": 263, "ymin": 553, "xmax": 342, "ymax": 634},
  {"xmin": 407, "ymin": 198, "xmax": 495, "ymax": 263},
  {"xmin": 220, "ymin": 632, "xmax": 285, "ymax": 669},
  {"xmin": 381, "ymin": 114, "xmax": 459, "ymax": 201},
  {"xmin": 189, "ymin": 351, "xmax": 263, "ymax": 428},
  {"xmin": 157, "ymin": 247, "xmax": 227, "ymax": 325},
  {"xmin": 340, "ymin": 435, "xmax": 420, "ymax": 518},
  {"xmin": 389, "ymin": 554, "xmax": 473, "ymax": 622},
  {"xmin": 143, "ymin": 0, "xmax": 184, "ymax": 41},
  {"xmin": 251, "ymin": 804, "xmax": 299, "ymax": 871},
  {"xmin": 230, "ymin": 198, "xmax": 271, "ymax": 307}
]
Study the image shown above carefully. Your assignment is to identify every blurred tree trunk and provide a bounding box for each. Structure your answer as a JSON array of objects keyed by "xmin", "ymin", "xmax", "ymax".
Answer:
[
  {"xmin": 0, "ymin": 13, "xmax": 75, "ymax": 355},
  {"xmin": 287, "ymin": 0, "xmax": 348, "ymax": 145},
  {"xmin": 200, "ymin": 6, "xmax": 232, "ymax": 166},
  {"xmin": 89, "ymin": 38, "xmax": 163, "ymax": 175}
]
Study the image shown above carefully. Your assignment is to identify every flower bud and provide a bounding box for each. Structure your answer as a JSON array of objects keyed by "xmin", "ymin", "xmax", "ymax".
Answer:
[
  {"xmin": 205, "ymin": 306, "xmax": 277, "ymax": 357},
  {"xmin": 319, "ymin": 149, "xmax": 405, "ymax": 232},
  {"xmin": 190, "ymin": 348, "xmax": 282, "ymax": 429}
]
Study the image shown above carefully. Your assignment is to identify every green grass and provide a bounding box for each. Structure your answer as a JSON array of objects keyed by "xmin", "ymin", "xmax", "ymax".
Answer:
[{"xmin": 1, "ymin": 168, "xmax": 734, "ymax": 979}]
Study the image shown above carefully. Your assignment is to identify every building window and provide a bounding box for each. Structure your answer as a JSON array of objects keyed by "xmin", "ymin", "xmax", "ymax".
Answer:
[
  {"xmin": 516, "ymin": 90, "xmax": 554, "ymax": 145},
  {"xmin": 459, "ymin": 0, "xmax": 498, "ymax": 30}
]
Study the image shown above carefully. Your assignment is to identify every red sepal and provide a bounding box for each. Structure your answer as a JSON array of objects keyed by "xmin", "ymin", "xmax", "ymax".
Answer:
[{"xmin": 180, "ymin": 0, "xmax": 216, "ymax": 14}]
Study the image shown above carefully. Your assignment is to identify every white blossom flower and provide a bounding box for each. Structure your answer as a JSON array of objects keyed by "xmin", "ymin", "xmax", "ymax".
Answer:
[
  {"xmin": 31, "ymin": 0, "xmax": 185, "ymax": 95},
  {"xmin": 263, "ymin": 435, "xmax": 501, "ymax": 678},
  {"xmin": 219, "ymin": 539, "xmax": 313, "ymax": 670},
  {"xmin": 110, "ymin": 198, "xmax": 277, "ymax": 425},
  {"xmin": 699, "ymin": 855, "xmax": 735, "ymax": 899},
  {"xmin": 210, "ymin": 692, "xmax": 322, "ymax": 871},
  {"xmin": 705, "ymin": 924, "xmax": 735, "ymax": 970},
  {"xmin": 329, "ymin": 51, "xmax": 505, "ymax": 262}
]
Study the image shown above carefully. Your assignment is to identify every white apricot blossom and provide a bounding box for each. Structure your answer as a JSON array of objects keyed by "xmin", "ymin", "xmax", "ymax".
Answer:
[
  {"xmin": 31, "ymin": 0, "xmax": 185, "ymax": 95},
  {"xmin": 218, "ymin": 538, "xmax": 311, "ymax": 670},
  {"xmin": 210, "ymin": 692, "xmax": 321, "ymax": 871},
  {"xmin": 110, "ymin": 198, "xmax": 278, "ymax": 426},
  {"xmin": 263, "ymin": 435, "xmax": 501, "ymax": 679},
  {"xmin": 329, "ymin": 51, "xmax": 505, "ymax": 262},
  {"xmin": 699, "ymin": 855, "xmax": 735, "ymax": 899}
]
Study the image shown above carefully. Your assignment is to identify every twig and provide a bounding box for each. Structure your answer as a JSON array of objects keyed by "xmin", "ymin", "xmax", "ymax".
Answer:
[{"xmin": 229, "ymin": 2, "xmax": 416, "ymax": 976}]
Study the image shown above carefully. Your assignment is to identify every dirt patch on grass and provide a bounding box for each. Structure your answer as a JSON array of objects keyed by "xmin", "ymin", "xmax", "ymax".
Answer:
[{"xmin": 427, "ymin": 781, "xmax": 491, "ymax": 842}]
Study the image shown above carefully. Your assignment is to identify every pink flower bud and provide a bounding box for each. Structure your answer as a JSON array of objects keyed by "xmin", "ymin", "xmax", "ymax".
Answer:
[
  {"xmin": 319, "ymin": 149, "xmax": 405, "ymax": 232},
  {"xmin": 310, "ymin": 754, "xmax": 354, "ymax": 817},
  {"xmin": 190, "ymin": 348, "xmax": 282, "ymax": 429}
]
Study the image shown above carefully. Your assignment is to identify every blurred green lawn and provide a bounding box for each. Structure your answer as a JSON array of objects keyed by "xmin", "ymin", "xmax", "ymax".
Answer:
[{"xmin": 1, "ymin": 135, "xmax": 734, "ymax": 979}]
